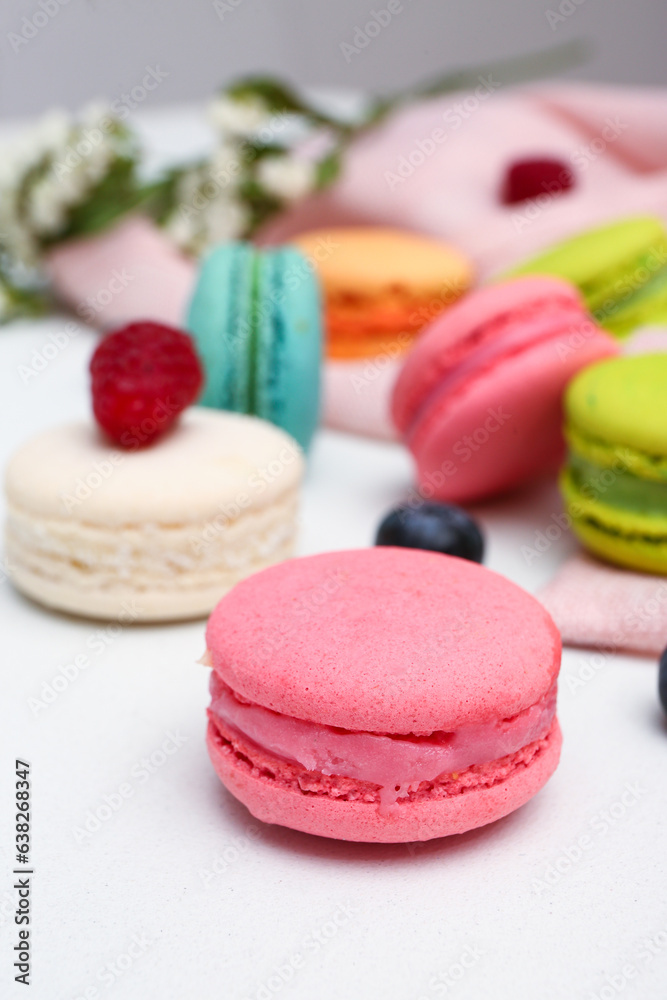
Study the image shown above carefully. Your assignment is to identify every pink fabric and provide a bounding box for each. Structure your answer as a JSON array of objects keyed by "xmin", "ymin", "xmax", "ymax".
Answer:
[
  {"xmin": 323, "ymin": 355, "xmax": 400, "ymax": 439},
  {"xmin": 260, "ymin": 84, "xmax": 667, "ymax": 280},
  {"xmin": 45, "ymin": 215, "xmax": 195, "ymax": 330},
  {"xmin": 538, "ymin": 553, "xmax": 667, "ymax": 656}
]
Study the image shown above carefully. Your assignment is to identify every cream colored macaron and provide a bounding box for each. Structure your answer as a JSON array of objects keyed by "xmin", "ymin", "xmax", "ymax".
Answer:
[{"xmin": 5, "ymin": 408, "xmax": 303, "ymax": 621}]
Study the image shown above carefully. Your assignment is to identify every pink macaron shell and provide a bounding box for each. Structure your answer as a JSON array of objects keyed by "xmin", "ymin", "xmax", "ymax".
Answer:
[
  {"xmin": 207, "ymin": 717, "xmax": 562, "ymax": 843},
  {"xmin": 408, "ymin": 321, "xmax": 618, "ymax": 503},
  {"xmin": 392, "ymin": 275, "xmax": 584, "ymax": 434},
  {"xmin": 205, "ymin": 548, "xmax": 560, "ymax": 735}
]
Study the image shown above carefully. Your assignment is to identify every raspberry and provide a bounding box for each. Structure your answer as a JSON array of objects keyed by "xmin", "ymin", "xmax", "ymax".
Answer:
[
  {"xmin": 501, "ymin": 157, "xmax": 575, "ymax": 206},
  {"xmin": 90, "ymin": 321, "xmax": 203, "ymax": 447}
]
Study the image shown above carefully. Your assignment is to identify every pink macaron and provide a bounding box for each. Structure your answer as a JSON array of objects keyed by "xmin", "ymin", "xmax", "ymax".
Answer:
[
  {"xmin": 391, "ymin": 276, "xmax": 619, "ymax": 504},
  {"xmin": 205, "ymin": 547, "xmax": 562, "ymax": 843}
]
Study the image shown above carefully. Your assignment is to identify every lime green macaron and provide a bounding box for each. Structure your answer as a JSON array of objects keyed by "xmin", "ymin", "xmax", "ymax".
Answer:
[
  {"xmin": 561, "ymin": 353, "xmax": 667, "ymax": 574},
  {"xmin": 511, "ymin": 217, "xmax": 667, "ymax": 337}
]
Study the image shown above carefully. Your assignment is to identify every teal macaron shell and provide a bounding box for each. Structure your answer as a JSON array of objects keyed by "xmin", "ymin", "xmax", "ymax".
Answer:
[
  {"xmin": 255, "ymin": 247, "xmax": 322, "ymax": 449},
  {"xmin": 186, "ymin": 242, "xmax": 321, "ymax": 451},
  {"xmin": 188, "ymin": 243, "xmax": 254, "ymax": 412}
]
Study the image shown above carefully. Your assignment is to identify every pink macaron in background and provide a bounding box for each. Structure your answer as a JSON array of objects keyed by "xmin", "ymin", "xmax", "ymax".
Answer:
[
  {"xmin": 391, "ymin": 275, "xmax": 619, "ymax": 505},
  {"xmin": 205, "ymin": 547, "xmax": 562, "ymax": 843}
]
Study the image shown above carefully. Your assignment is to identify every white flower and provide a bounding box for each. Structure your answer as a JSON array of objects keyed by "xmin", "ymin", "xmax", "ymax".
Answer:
[
  {"xmin": 53, "ymin": 161, "xmax": 88, "ymax": 203},
  {"xmin": 5, "ymin": 133, "xmax": 46, "ymax": 176},
  {"xmin": 35, "ymin": 109, "xmax": 71, "ymax": 153},
  {"xmin": 79, "ymin": 100, "xmax": 112, "ymax": 130},
  {"xmin": 209, "ymin": 143, "xmax": 244, "ymax": 189},
  {"xmin": 256, "ymin": 154, "xmax": 316, "ymax": 201},
  {"xmin": 165, "ymin": 179, "xmax": 248, "ymax": 254},
  {"xmin": 207, "ymin": 94, "xmax": 269, "ymax": 137},
  {"xmin": 83, "ymin": 141, "xmax": 113, "ymax": 185},
  {"xmin": 205, "ymin": 196, "xmax": 248, "ymax": 244},
  {"xmin": 27, "ymin": 177, "xmax": 67, "ymax": 235},
  {"xmin": 2, "ymin": 216, "xmax": 39, "ymax": 266},
  {"xmin": 164, "ymin": 210, "xmax": 199, "ymax": 251},
  {"xmin": 176, "ymin": 167, "xmax": 206, "ymax": 206}
]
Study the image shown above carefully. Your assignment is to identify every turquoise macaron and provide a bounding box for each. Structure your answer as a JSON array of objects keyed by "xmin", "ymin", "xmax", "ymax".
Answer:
[{"xmin": 186, "ymin": 243, "xmax": 322, "ymax": 450}]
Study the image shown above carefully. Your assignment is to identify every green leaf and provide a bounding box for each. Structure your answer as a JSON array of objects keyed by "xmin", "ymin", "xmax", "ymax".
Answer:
[
  {"xmin": 245, "ymin": 143, "xmax": 291, "ymax": 161},
  {"xmin": 226, "ymin": 76, "xmax": 307, "ymax": 115},
  {"xmin": 315, "ymin": 151, "xmax": 342, "ymax": 189},
  {"xmin": 224, "ymin": 76, "xmax": 348, "ymax": 131},
  {"xmin": 237, "ymin": 177, "xmax": 282, "ymax": 236}
]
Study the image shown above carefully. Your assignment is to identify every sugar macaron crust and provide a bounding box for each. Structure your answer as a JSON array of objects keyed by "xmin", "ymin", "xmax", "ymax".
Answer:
[
  {"xmin": 205, "ymin": 548, "xmax": 562, "ymax": 843},
  {"xmin": 510, "ymin": 216, "xmax": 667, "ymax": 337},
  {"xmin": 5, "ymin": 409, "xmax": 303, "ymax": 621},
  {"xmin": 392, "ymin": 275, "xmax": 619, "ymax": 504},
  {"xmin": 186, "ymin": 243, "xmax": 322, "ymax": 451},
  {"xmin": 291, "ymin": 227, "xmax": 473, "ymax": 439},
  {"xmin": 561, "ymin": 353, "xmax": 667, "ymax": 575}
]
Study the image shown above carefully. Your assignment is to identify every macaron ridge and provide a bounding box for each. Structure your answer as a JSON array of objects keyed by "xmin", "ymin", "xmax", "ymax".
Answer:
[
  {"xmin": 204, "ymin": 548, "xmax": 562, "ymax": 842},
  {"xmin": 561, "ymin": 353, "xmax": 667, "ymax": 575},
  {"xmin": 4, "ymin": 409, "xmax": 304, "ymax": 621},
  {"xmin": 186, "ymin": 242, "xmax": 322, "ymax": 450}
]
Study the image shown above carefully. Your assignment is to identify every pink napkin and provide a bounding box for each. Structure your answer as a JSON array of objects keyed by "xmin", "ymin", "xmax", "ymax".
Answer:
[
  {"xmin": 260, "ymin": 83, "xmax": 667, "ymax": 279},
  {"xmin": 538, "ymin": 552, "xmax": 667, "ymax": 656},
  {"xmin": 45, "ymin": 215, "xmax": 195, "ymax": 330}
]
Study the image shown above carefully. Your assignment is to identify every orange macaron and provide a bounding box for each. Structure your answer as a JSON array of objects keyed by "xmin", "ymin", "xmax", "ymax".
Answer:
[{"xmin": 291, "ymin": 227, "xmax": 474, "ymax": 360}]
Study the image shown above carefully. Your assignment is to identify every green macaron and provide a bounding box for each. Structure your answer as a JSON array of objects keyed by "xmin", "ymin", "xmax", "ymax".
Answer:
[
  {"xmin": 560, "ymin": 353, "xmax": 667, "ymax": 574},
  {"xmin": 186, "ymin": 242, "xmax": 322, "ymax": 451},
  {"xmin": 511, "ymin": 216, "xmax": 667, "ymax": 337}
]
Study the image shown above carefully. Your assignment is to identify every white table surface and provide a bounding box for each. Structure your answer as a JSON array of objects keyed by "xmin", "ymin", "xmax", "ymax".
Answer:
[
  {"xmin": 1, "ymin": 104, "xmax": 666, "ymax": 999},
  {"xmin": 1, "ymin": 315, "xmax": 666, "ymax": 1000}
]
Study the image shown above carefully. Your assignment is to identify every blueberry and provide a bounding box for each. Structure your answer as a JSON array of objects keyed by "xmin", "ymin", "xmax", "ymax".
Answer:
[
  {"xmin": 375, "ymin": 501, "xmax": 484, "ymax": 563},
  {"xmin": 659, "ymin": 647, "xmax": 667, "ymax": 715}
]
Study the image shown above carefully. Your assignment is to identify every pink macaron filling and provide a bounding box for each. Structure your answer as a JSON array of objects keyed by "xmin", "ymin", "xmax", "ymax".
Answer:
[
  {"xmin": 406, "ymin": 295, "xmax": 587, "ymax": 441},
  {"xmin": 208, "ymin": 673, "xmax": 557, "ymax": 810}
]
